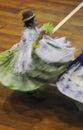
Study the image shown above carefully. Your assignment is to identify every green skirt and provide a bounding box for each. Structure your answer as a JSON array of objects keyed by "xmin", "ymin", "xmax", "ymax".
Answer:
[{"xmin": 0, "ymin": 49, "xmax": 70, "ymax": 91}]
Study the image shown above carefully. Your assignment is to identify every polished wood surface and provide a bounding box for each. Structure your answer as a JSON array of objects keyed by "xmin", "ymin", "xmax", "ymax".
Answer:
[{"xmin": 0, "ymin": 0, "xmax": 83, "ymax": 130}]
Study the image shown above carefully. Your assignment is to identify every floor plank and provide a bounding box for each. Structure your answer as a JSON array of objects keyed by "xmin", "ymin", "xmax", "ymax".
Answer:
[{"xmin": 0, "ymin": 0, "xmax": 83, "ymax": 130}]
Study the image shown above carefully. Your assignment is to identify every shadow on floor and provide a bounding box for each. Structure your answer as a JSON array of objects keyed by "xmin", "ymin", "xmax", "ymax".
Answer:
[{"xmin": 3, "ymin": 86, "xmax": 83, "ymax": 128}]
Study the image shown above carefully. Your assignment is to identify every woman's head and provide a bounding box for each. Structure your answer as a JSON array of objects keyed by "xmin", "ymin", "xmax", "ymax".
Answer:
[{"xmin": 22, "ymin": 9, "xmax": 38, "ymax": 27}]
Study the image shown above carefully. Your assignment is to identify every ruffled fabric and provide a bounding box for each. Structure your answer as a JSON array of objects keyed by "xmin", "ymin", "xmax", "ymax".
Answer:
[
  {"xmin": 36, "ymin": 36, "xmax": 75, "ymax": 63},
  {"xmin": 0, "ymin": 48, "xmax": 69, "ymax": 91},
  {"xmin": 0, "ymin": 26, "xmax": 75, "ymax": 91},
  {"xmin": 57, "ymin": 52, "xmax": 83, "ymax": 103}
]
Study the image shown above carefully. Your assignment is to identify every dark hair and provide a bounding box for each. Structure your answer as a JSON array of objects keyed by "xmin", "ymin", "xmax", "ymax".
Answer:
[{"xmin": 24, "ymin": 17, "xmax": 35, "ymax": 27}]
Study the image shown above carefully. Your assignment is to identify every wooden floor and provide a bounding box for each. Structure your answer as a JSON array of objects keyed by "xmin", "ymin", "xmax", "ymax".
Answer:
[{"xmin": 0, "ymin": 0, "xmax": 83, "ymax": 130}]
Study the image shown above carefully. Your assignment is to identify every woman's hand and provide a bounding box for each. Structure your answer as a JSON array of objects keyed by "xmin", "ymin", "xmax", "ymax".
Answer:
[{"xmin": 41, "ymin": 29, "xmax": 50, "ymax": 35}]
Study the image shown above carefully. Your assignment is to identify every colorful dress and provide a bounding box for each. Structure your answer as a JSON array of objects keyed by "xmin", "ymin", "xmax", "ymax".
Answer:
[
  {"xmin": 57, "ymin": 51, "xmax": 83, "ymax": 103},
  {"xmin": 0, "ymin": 26, "xmax": 75, "ymax": 92}
]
